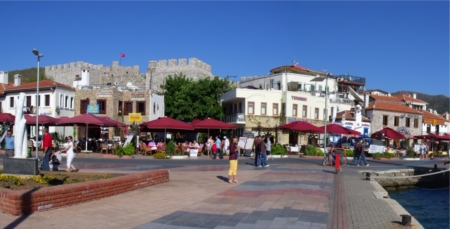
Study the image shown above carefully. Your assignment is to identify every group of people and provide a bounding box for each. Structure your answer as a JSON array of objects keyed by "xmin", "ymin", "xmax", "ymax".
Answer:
[
  {"xmin": 253, "ymin": 135, "xmax": 271, "ymax": 168},
  {"xmin": 350, "ymin": 140, "xmax": 369, "ymax": 166},
  {"xmin": 206, "ymin": 136, "xmax": 230, "ymax": 160},
  {"xmin": 2, "ymin": 128, "xmax": 78, "ymax": 172}
]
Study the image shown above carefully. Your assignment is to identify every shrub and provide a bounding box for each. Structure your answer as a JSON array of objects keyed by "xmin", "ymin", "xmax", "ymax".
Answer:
[
  {"xmin": 305, "ymin": 146, "xmax": 322, "ymax": 156},
  {"xmin": 114, "ymin": 145, "xmax": 124, "ymax": 157},
  {"xmin": 406, "ymin": 147, "xmax": 417, "ymax": 157},
  {"xmin": 165, "ymin": 141, "xmax": 176, "ymax": 156},
  {"xmin": 345, "ymin": 149, "xmax": 354, "ymax": 157},
  {"xmin": 317, "ymin": 151, "xmax": 324, "ymax": 156},
  {"xmin": 384, "ymin": 153, "xmax": 395, "ymax": 159},
  {"xmin": 271, "ymin": 145, "xmax": 287, "ymax": 155},
  {"xmin": 122, "ymin": 143, "xmax": 135, "ymax": 156},
  {"xmin": 373, "ymin": 153, "xmax": 382, "ymax": 158},
  {"xmin": 153, "ymin": 152, "xmax": 168, "ymax": 159},
  {"xmin": 27, "ymin": 148, "xmax": 32, "ymax": 158}
]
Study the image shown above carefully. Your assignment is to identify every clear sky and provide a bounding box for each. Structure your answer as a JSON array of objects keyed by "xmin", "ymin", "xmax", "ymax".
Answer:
[{"xmin": 0, "ymin": 1, "xmax": 448, "ymax": 96}]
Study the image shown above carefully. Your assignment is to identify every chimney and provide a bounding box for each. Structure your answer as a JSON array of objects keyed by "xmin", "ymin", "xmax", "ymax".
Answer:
[
  {"xmin": 413, "ymin": 93, "xmax": 416, "ymax": 99},
  {"xmin": 13, "ymin": 74, "xmax": 22, "ymax": 86},
  {"xmin": 0, "ymin": 71, "xmax": 8, "ymax": 84},
  {"xmin": 445, "ymin": 112, "xmax": 449, "ymax": 120}
]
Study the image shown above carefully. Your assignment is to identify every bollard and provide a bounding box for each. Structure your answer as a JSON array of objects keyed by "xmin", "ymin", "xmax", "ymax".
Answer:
[
  {"xmin": 400, "ymin": 214, "xmax": 411, "ymax": 226},
  {"xmin": 366, "ymin": 172, "xmax": 371, "ymax": 181},
  {"xmin": 336, "ymin": 154, "xmax": 340, "ymax": 172}
]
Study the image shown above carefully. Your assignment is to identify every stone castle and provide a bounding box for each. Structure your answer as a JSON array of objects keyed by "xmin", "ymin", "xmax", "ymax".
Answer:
[{"xmin": 45, "ymin": 58, "xmax": 214, "ymax": 92}]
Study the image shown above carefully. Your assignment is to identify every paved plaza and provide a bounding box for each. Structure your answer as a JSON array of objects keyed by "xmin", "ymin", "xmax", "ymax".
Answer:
[{"xmin": 0, "ymin": 154, "xmax": 436, "ymax": 229}]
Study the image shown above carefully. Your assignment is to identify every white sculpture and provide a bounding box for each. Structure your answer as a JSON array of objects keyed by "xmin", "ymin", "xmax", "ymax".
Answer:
[{"xmin": 14, "ymin": 92, "xmax": 28, "ymax": 158}]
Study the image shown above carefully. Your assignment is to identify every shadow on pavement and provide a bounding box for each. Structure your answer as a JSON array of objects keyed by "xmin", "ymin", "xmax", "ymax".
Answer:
[
  {"xmin": 216, "ymin": 176, "xmax": 229, "ymax": 183},
  {"xmin": 4, "ymin": 188, "xmax": 41, "ymax": 229},
  {"xmin": 322, "ymin": 170, "xmax": 337, "ymax": 174}
]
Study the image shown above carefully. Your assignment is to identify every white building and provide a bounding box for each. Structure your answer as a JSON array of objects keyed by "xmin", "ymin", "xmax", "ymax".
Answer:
[
  {"xmin": 0, "ymin": 74, "xmax": 75, "ymax": 137},
  {"xmin": 221, "ymin": 65, "xmax": 366, "ymax": 145}
]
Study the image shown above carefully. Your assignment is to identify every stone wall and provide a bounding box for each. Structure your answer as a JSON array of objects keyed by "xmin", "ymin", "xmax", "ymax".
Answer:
[
  {"xmin": 146, "ymin": 58, "xmax": 214, "ymax": 92},
  {"xmin": 369, "ymin": 110, "xmax": 422, "ymax": 137},
  {"xmin": 45, "ymin": 61, "xmax": 145, "ymax": 87}
]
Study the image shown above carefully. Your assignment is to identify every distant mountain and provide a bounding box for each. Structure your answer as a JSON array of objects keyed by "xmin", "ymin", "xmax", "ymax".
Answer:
[
  {"xmin": 5, "ymin": 67, "xmax": 48, "ymax": 84},
  {"xmin": 393, "ymin": 91, "xmax": 449, "ymax": 114}
]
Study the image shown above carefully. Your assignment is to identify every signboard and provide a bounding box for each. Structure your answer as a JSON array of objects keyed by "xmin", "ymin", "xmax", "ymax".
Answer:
[
  {"xmin": 291, "ymin": 96, "xmax": 307, "ymax": 101},
  {"xmin": 238, "ymin": 137, "xmax": 247, "ymax": 149},
  {"xmin": 396, "ymin": 127, "xmax": 411, "ymax": 137},
  {"xmin": 242, "ymin": 131, "xmax": 254, "ymax": 138},
  {"xmin": 129, "ymin": 113, "xmax": 142, "ymax": 122},
  {"xmin": 98, "ymin": 90, "xmax": 112, "ymax": 98},
  {"xmin": 39, "ymin": 109, "xmax": 52, "ymax": 115},
  {"xmin": 130, "ymin": 93, "xmax": 145, "ymax": 101},
  {"xmin": 406, "ymin": 114, "xmax": 421, "ymax": 119},
  {"xmin": 87, "ymin": 104, "xmax": 99, "ymax": 114}
]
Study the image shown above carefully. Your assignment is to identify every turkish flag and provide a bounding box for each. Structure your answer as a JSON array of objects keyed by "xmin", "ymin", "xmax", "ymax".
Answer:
[{"xmin": 120, "ymin": 53, "xmax": 125, "ymax": 58}]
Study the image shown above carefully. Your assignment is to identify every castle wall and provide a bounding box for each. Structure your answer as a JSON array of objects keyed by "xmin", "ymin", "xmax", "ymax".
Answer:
[{"xmin": 146, "ymin": 58, "xmax": 214, "ymax": 92}]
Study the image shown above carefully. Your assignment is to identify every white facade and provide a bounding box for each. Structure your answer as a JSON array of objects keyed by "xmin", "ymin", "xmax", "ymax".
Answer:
[
  {"xmin": 2, "ymin": 85, "xmax": 75, "ymax": 137},
  {"xmin": 149, "ymin": 92, "xmax": 165, "ymax": 121}
]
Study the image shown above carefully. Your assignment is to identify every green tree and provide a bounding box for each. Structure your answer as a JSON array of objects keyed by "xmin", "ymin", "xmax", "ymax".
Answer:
[{"xmin": 163, "ymin": 73, "xmax": 234, "ymax": 120}]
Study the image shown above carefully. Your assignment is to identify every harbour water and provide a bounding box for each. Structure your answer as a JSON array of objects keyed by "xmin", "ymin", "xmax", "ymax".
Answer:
[{"xmin": 389, "ymin": 187, "xmax": 449, "ymax": 229}]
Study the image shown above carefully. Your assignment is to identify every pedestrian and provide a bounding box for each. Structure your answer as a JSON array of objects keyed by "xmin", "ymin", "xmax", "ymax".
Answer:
[
  {"xmin": 223, "ymin": 136, "xmax": 230, "ymax": 155},
  {"xmin": 207, "ymin": 136, "xmax": 214, "ymax": 157},
  {"xmin": 213, "ymin": 136, "xmax": 223, "ymax": 159},
  {"xmin": 3, "ymin": 130, "xmax": 14, "ymax": 157},
  {"xmin": 228, "ymin": 137, "xmax": 240, "ymax": 184},
  {"xmin": 62, "ymin": 136, "xmax": 78, "ymax": 172},
  {"xmin": 352, "ymin": 141, "xmax": 361, "ymax": 165},
  {"xmin": 266, "ymin": 135, "xmax": 272, "ymax": 160},
  {"xmin": 356, "ymin": 140, "xmax": 369, "ymax": 166},
  {"xmin": 420, "ymin": 142, "xmax": 428, "ymax": 159},
  {"xmin": 257, "ymin": 136, "xmax": 268, "ymax": 167},
  {"xmin": 253, "ymin": 136, "xmax": 261, "ymax": 166},
  {"xmin": 41, "ymin": 128, "xmax": 53, "ymax": 171}
]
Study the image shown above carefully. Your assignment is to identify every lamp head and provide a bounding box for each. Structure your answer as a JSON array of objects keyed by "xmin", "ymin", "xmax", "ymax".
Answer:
[{"xmin": 32, "ymin": 49, "xmax": 44, "ymax": 57}]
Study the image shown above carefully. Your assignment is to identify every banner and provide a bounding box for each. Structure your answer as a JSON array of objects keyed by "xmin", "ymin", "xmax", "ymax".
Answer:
[
  {"xmin": 87, "ymin": 104, "xmax": 99, "ymax": 114},
  {"xmin": 129, "ymin": 113, "xmax": 142, "ymax": 122}
]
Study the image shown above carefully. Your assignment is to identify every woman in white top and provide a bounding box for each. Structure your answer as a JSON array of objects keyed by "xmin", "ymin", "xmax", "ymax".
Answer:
[{"xmin": 62, "ymin": 136, "xmax": 79, "ymax": 172}]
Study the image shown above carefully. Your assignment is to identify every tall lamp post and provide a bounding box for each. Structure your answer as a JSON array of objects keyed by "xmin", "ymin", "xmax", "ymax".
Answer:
[
  {"xmin": 311, "ymin": 71, "xmax": 330, "ymax": 152},
  {"xmin": 32, "ymin": 49, "xmax": 43, "ymax": 159}
]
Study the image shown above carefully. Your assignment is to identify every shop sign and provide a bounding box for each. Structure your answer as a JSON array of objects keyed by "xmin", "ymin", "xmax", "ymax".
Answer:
[
  {"xmin": 98, "ymin": 90, "xmax": 112, "ymax": 97},
  {"xmin": 87, "ymin": 104, "xmax": 99, "ymax": 114},
  {"xmin": 131, "ymin": 93, "xmax": 145, "ymax": 101},
  {"xmin": 291, "ymin": 96, "xmax": 307, "ymax": 101},
  {"xmin": 129, "ymin": 113, "xmax": 142, "ymax": 122},
  {"xmin": 406, "ymin": 114, "xmax": 420, "ymax": 119},
  {"xmin": 396, "ymin": 126, "xmax": 411, "ymax": 137},
  {"xmin": 344, "ymin": 122, "xmax": 353, "ymax": 125}
]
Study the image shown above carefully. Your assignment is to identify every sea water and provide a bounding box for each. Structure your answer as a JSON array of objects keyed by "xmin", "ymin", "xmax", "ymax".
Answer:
[{"xmin": 389, "ymin": 187, "xmax": 449, "ymax": 229}]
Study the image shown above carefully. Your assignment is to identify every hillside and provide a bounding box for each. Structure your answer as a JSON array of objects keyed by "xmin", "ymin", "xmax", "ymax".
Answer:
[
  {"xmin": 5, "ymin": 68, "xmax": 49, "ymax": 84},
  {"xmin": 393, "ymin": 91, "xmax": 449, "ymax": 114}
]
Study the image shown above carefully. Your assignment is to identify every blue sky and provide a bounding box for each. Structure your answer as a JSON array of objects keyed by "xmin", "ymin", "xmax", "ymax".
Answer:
[{"xmin": 0, "ymin": 1, "xmax": 448, "ymax": 96}]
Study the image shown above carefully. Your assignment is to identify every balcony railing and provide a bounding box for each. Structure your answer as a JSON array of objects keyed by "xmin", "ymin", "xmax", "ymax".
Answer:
[
  {"xmin": 329, "ymin": 98, "xmax": 354, "ymax": 104},
  {"xmin": 222, "ymin": 113, "xmax": 245, "ymax": 123}
]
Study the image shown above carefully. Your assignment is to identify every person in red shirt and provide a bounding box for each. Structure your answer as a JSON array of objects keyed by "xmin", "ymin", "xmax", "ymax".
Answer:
[{"xmin": 41, "ymin": 128, "xmax": 53, "ymax": 171}]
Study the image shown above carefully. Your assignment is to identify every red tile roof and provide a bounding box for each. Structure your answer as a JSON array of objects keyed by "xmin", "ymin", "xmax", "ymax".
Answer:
[
  {"xmin": 393, "ymin": 94, "xmax": 427, "ymax": 104},
  {"xmin": 421, "ymin": 110, "xmax": 446, "ymax": 121},
  {"xmin": 335, "ymin": 110, "xmax": 370, "ymax": 122},
  {"xmin": 3, "ymin": 80, "xmax": 74, "ymax": 92},
  {"xmin": 365, "ymin": 101, "xmax": 422, "ymax": 114},
  {"xmin": 0, "ymin": 83, "xmax": 14, "ymax": 95},
  {"xmin": 369, "ymin": 94, "xmax": 403, "ymax": 102}
]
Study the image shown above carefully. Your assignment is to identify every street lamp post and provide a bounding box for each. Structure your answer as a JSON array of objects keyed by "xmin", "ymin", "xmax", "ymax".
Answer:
[
  {"xmin": 310, "ymin": 71, "xmax": 330, "ymax": 155},
  {"xmin": 32, "ymin": 49, "xmax": 43, "ymax": 159}
]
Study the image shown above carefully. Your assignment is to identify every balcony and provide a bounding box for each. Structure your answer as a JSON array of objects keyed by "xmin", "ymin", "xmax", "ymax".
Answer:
[{"xmin": 222, "ymin": 113, "xmax": 245, "ymax": 124}]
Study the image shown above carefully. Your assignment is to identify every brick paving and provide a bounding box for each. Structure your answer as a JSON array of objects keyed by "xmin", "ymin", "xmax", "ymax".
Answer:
[{"xmin": 0, "ymin": 156, "xmax": 428, "ymax": 229}]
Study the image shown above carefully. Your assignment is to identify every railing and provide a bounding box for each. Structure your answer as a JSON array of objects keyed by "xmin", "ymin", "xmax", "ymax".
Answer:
[
  {"xmin": 335, "ymin": 74, "xmax": 366, "ymax": 84},
  {"xmin": 329, "ymin": 98, "xmax": 354, "ymax": 104},
  {"xmin": 222, "ymin": 113, "xmax": 245, "ymax": 123}
]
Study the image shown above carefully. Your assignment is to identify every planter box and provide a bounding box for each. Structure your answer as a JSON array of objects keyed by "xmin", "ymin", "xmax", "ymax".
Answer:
[
  {"xmin": 169, "ymin": 155, "xmax": 189, "ymax": 159},
  {"xmin": 270, "ymin": 155, "xmax": 288, "ymax": 158},
  {"xmin": 300, "ymin": 155, "xmax": 324, "ymax": 159}
]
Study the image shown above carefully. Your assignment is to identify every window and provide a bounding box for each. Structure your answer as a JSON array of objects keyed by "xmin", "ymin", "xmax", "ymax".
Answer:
[
  {"xmin": 302, "ymin": 105, "xmax": 307, "ymax": 117},
  {"xmin": 65, "ymin": 96, "xmax": 69, "ymax": 108},
  {"xmin": 261, "ymin": 103, "xmax": 266, "ymax": 115},
  {"xmin": 273, "ymin": 103, "xmax": 278, "ymax": 116},
  {"xmin": 45, "ymin": 95, "xmax": 50, "ymax": 106},
  {"xmin": 60, "ymin": 94, "xmax": 64, "ymax": 107},
  {"xmin": 394, "ymin": 116, "xmax": 399, "ymax": 126},
  {"xmin": 239, "ymin": 102, "xmax": 242, "ymax": 113},
  {"xmin": 118, "ymin": 101, "xmax": 123, "ymax": 115},
  {"xmin": 405, "ymin": 117, "xmax": 410, "ymax": 127},
  {"xmin": 26, "ymin": 96, "xmax": 31, "ymax": 107},
  {"xmin": 153, "ymin": 102, "xmax": 156, "ymax": 114},
  {"xmin": 314, "ymin": 108, "xmax": 319, "ymax": 119},
  {"xmin": 70, "ymin": 97, "xmax": 74, "ymax": 109},
  {"xmin": 9, "ymin": 97, "xmax": 14, "ymax": 108},
  {"xmin": 124, "ymin": 102, "xmax": 133, "ymax": 115},
  {"xmin": 414, "ymin": 118, "xmax": 419, "ymax": 128},
  {"xmin": 248, "ymin": 102, "xmax": 254, "ymax": 114},
  {"xmin": 80, "ymin": 99, "xmax": 89, "ymax": 114},
  {"xmin": 293, "ymin": 104, "xmax": 297, "ymax": 116},
  {"xmin": 277, "ymin": 81, "xmax": 281, "ymax": 90},
  {"xmin": 137, "ymin": 101, "xmax": 146, "ymax": 115},
  {"xmin": 323, "ymin": 109, "xmax": 327, "ymax": 121},
  {"xmin": 97, "ymin": 100, "xmax": 106, "ymax": 114},
  {"xmin": 382, "ymin": 115, "xmax": 388, "ymax": 126}
]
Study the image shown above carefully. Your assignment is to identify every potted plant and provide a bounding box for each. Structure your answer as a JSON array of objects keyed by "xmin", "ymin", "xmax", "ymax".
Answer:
[{"xmin": 270, "ymin": 144, "xmax": 287, "ymax": 158}]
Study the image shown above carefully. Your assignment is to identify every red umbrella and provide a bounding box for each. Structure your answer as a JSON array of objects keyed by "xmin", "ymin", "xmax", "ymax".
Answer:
[
  {"xmin": 320, "ymin": 123, "xmax": 361, "ymax": 135},
  {"xmin": 25, "ymin": 114, "xmax": 59, "ymax": 125},
  {"xmin": 139, "ymin": 116, "xmax": 194, "ymax": 141},
  {"xmin": 437, "ymin": 134, "xmax": 450, "ymax": 141},
  {"xmin": 0, "ymin": 113, "xmax": 15, "ymax": 124},
  {"xmin": 192, "ymin": 118, "xmax": 237, "ymax": 130},
  {"xmin": 97, "ymin": 116, "xmax": 126, "ymax": 128},
  {"xmin": 280, "ymin": 121, "xmax": 323, "ymax": 133},
  {"xmin": 370, "ymin": 127, "xmax": 405, "ymax": 139}
]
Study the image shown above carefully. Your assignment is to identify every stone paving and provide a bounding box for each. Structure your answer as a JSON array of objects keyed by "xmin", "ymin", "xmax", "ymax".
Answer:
[{"xmin": 0, "ymin": 155, "xmax": 430, "ymax": 229}]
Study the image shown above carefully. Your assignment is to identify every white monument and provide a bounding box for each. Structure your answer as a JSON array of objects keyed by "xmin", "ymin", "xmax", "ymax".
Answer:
[{"xmin": 14, "ymin": 92, "xmax": 28, "ymax": 158}]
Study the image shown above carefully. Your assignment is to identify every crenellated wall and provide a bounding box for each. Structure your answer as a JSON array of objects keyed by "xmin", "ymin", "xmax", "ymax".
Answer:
[
  {"xmin": 45, "ymin": 61, "xmax": 144, "ymax": 87},
  {"xmin": 146, "ymin": 58, "xmax": 214, "ymax": 92}
]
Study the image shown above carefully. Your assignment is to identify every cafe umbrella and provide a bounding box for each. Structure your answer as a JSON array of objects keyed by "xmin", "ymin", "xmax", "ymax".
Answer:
[
  {"xmin": 139, "ymin": 116, "xmax": 194, "ymax": 142},
  {"xmin": 191, "ymin": 118, "xmax": 237, "ymax": 139}
]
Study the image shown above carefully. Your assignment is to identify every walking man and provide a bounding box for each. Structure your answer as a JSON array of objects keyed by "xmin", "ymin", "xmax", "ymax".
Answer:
[
  {"xmin": 213, "ymin": 136, "xmax": 223, "ymax": 159},
  {"xmin": 352, "ymin": 141, "xmax": 361, "ymax": 165},
  {"xmin": 356, "ymin": 140, "xmax": 369, "ymax": 166},
  {"xmin": 420, "ymin": 142, "xmax": 428, "ymax": 159},
  {"xmin": 41, "ymin": 128, "xmax": 53, "ymax": 171},
  {"xmin": 253, "ymin": 136, "xmax": 261, "ymax": 166},
  {"xmin": 3, "ymin": 130, "xmax": 14, "ymax": 157}
]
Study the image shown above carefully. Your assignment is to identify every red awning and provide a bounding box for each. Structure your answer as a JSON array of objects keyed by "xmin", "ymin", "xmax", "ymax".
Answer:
[
  {"xmin": 280, "ymin": 121, "xmax": 322, "ymax": 133},
  {"xmin": 370, "ymin": 127, "xmax": 406, "ymax": 140},
  {"xmin": 192, "ymin": 118, "xmax": 237, "ymax": 130},
  {"xmin": 320, "ymin": 124, "xmax": 361, "ymax": 135}
]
